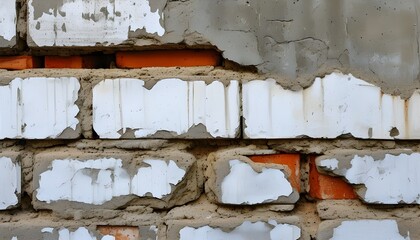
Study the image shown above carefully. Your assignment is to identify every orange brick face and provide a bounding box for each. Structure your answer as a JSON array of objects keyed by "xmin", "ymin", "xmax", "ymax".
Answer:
[
  {"xmin": 308, "ymin": 156, "xmax": 357, "ymax": 200},
  {"xmin": 0, "ymin": 56, "xmax": 42, "ymax": 70},
  {"xmin": 250, "ymin": 154, "xmax": 301, "ymax": 192},
  {"xmin": 97, "ymin": 226, "xmax": 140, "ymax": 240},
  {"xmin": 44, "ymin": 56, "xmax": 84, "ymax": 68},
  {"xmin": 116, "ymin": 50, "xmax": 221, "ymax": 68}
]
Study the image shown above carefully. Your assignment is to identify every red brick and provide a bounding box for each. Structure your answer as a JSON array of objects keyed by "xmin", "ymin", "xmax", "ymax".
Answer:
[
  {"xmin": 308, "ymin": 156, "xmax": 357, "ymax": 200},
  {"xmin": 45, "ymin": 56, "xmax": 84, "ymax": 68},
  {"xmin": 0, "ymin": 56, "xmax": 42, "ymax": 70},
  {"xmin": 97, "ymin": 226, "xmax": 139, "ymax": 240},
  {"xmin": 116, "ymin": 50, "xmax": 221, "ymax": 68},
  {"xmin": 250, "ymin": 154, "xmax": 301, "ymax": 192},
  {"xmin": 45, "ymin": 55, "xmax": 111, "ymax": 68}
]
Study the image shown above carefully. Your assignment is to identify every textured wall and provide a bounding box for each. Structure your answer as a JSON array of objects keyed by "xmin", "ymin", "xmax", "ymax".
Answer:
[{"xmin": 1, "ymin": 0, "xmax": 420, "ymax": 239}]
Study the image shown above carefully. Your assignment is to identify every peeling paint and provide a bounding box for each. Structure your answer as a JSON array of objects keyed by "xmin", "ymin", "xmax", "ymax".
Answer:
[
  {"xmin": 318, "ymin": 159, "xmax": 338, "ymax": 171},
  {"xmin": 0, "ymin": 157, "xmax": 20, "ymax": 210},
  {"xmin": 221, "ymin": 160, "xmax": 293, "ymax": 204},
  {"xmin": 28, "ymin": 0, "xmax": 164, "ymax": 46},
  {"xmin": 36, "ymin": 158, "xmax": 186, "ymax": 204},
  {"xmin": 179, "ymin": 221, "xmax": 300, "ymax": 240},
  {"xmin": 0, "ymin": 77, "xmax": 80, "ymax": 139},
  {"xmin": 93, "ymin": 78, "xmax": 240, "ymax": 139},
  {"xmin": 330, "ymin": 220, "xmax": 410, "ymax": 240},
  {"xmin": 0, "ymin": 0, "xmax": 16, "ymax": 43},
  {"xmin": 132, "ymin": 160, "xmax": 185, "ymax": 198},
  {"xmin": 57, "ymin": 227, "xmax": 115, "ymax": 240},
  {"xmin": 319, "ymin": 153, "xmax": 420, "ymax": 204},
  {"xmin": 243, "ymin": 72, "xmax": 420, "ymax": 139}
]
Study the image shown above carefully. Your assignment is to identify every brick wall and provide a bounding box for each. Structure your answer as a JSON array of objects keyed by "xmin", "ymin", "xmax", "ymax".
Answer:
[{"xmin": 1, "ymin": 0, "xmax": 420, "ymax": 240}]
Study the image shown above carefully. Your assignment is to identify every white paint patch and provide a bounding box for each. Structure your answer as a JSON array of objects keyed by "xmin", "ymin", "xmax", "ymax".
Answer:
[
  {"xmin": 28, "ymin": 0, "xmax": 164, "ymax": 46},
  {"xmin": 179, "ymin": 221, "xmax": 300, "ymax": 240},
  {"xmin": 0, "ymin": 77, "xmax": 80, "ymax": 139},
  {"xmin": 318, "ymin": 159, "xmax": 339, "ymax": 171},
  {"xmin": 93, "ymin": 78, "xmax": 240, "ymax": 138},
  {"xmin": 0, "ymin": 157, "xmax": 20, "ymax": 209},
  {"xmin": 330, "ymin": 220, "xmax": 410, "ymax": 240},
  {"xmin": 11, "ymin": 237, "xmax": 17, "ymax": 240},
  {"xmin": 0, "ymin": 0, "xmax": 16, "ymax": 42},
  {"xmin": 321, "ymin": 153, "xmax": 420, "ymax": 204},
  {"xmin": 221, "ymin": 160, "xmax": 293, "ymax": 204},
  {"xmin": 150, "ymin": 225, "xmax": 158, "ymax": 234},
  {"xmin": 132, "ymin": 160, "xmax": 185, "ymax": 198},
  {"xmin": 36, "ymin": 158, "xmax": 186, "ymax": 204},
  {"xmin": 41, "ymin": 227, "xmax": 54, "ymax": 233},
  {"xmin": 243, "ymin": 72, "xmax": 420, "ymax": 139},
  {"xmin": 58, "ymin": 227, "xmax": 115, "ymax": 240}
]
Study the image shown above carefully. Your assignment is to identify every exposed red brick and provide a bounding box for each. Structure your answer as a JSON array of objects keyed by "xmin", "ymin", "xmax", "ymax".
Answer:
[
  {"xmin": 250, "ymin": 154, "xmax": 301, "ymax": 192},
  {"xmin": 308, "ymin": 156, "xmax": 357, "ymax": 200},
  {"xmin": 116, "ymin": 50, "xmax": 221, "ymax": 68},
  {"xmin": 0, "ymin": 56, "xmax": 42, "ymax": 70},
  {"xmin": 97, "ymin": 226, "xmax": 139, "ymax": 240},
  {"xmin": 45, "ymin": 55, "xmax": 112, "ymax": 68},
  {"xmin": 45, "ymin": 56, "xmax": 84, "ymax": 68}
]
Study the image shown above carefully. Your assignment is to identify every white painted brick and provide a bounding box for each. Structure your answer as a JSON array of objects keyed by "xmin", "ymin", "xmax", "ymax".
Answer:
[
  {"xmin": 36, "ymin": 158, "xmax": 186, "ymax": 204},
  {"xmin": 221, "ymin": 160, "xmax": 293, "ymax": 204},
  {"xmin": 0, "ymin": 0, "xmax": 16, "ymax": 46},
  {"xmin": 28, "ymin": 0, "xmax": 164, "ymax": 47},
  {"xmin": 0, "ymin": 77, "xmax": 80, "ymax": 139},
  {"xmin": 320, "ymin": 220, "xmax": 410, "ymax": 240},
  {"xmin": 243, "ymin": 72, "xmax": 420, "ymax": 139},
  {"xmin": 179, "ymin": 221, "xmax": 300, "ymax": 240},
  {"xmin": 318, "ymin": 152, "xmax": 420, "ymax": 204},
  {"xmin": 0, "ymin": 157, "xmax": 20, "ymax": 210},
  {"xmin": 93, "ymin": 78, "xmax": 240, "ymax": 138}
]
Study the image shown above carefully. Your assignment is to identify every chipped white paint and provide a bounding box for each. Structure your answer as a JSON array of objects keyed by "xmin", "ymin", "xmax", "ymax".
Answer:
[
  {"xmin": 93, "ymin": 78, "xmax": 240, "ymax": 138},
  {"xmin": 0, "ymin": 77, "xmax": 80, "ymax": 139},
  {"xmin": 41, "ymin": 227, "xmax": 54, "ymax": 233},
  {"xmin": 0, "ymin": 157, "xmax": 20, "ymax": 209},
  {"xmin": 321, "ymin": 153, "xmax": 420, "ymax": 204},
  {"xmin": 243, "ymin": 72, "xmax": 420, "ymax": 139},
  {"xmin": 318, "ymin": 159, "xmax": 338, "ymax": 171},
  {"xmin": 0, "ymin": 0, "xmax": 16, "ymax": 42},
  {"xmin": 28, "ymin": 0, "xmax": 164, "ymax": 46},
  {"xmin": 179, "ymin": 221, "xmax": 300, "ymax": 240},
  {"xmin": 36, "ymin": 158, "xmax": 186, "ymax": 204},
  {"xmin": 132, "ymin": 160, "xmax": 185, "ymax": 198},
  {"xmin": 11, "ymin": 237, "xmax": 17, "ymax": 240},
  {"xmin": 58, "ymin": 227, "xmax": 115, "ymax": 240},
  {"xmin": 221, "ymin": 160, "xmax": 293, "ymax": 204},
  {"xmin": 330, "ymin": 220, "xmax": 410, "ymax": 240},
  {"xmin": 150, "ymin": 225, "xmax": 158, "ymax": 234}
]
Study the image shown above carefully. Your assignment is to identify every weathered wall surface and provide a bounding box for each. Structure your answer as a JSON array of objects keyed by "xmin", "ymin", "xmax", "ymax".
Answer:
[{"xmin": 2, "ymin": 0, "xmax": 420, "ymax": 239}]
